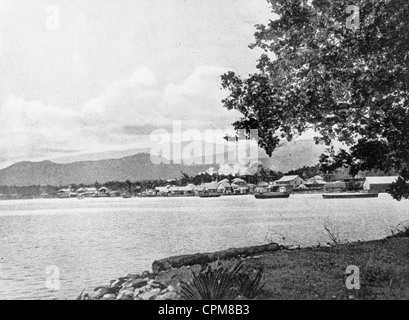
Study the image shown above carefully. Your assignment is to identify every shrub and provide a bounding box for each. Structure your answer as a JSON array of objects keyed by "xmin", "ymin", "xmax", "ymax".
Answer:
[{"xmin": 180, "ymin": 261, "xmax": 265, "ymax": 300}]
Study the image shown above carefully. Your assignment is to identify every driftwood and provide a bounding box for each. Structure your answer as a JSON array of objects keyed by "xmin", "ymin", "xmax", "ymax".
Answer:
[{"xmin": 152, "ymin": 243, "xmax": 283, "ymax": 273}]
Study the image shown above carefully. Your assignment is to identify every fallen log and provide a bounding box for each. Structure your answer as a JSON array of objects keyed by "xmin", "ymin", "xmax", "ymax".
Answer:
[{"xmin": 152, "ymin": 243, "xmax": 284, "ymax": 273}]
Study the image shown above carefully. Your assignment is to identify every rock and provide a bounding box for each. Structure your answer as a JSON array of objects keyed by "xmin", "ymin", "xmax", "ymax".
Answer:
[
  {"xmin": 91, "ymin": 287, "xmax": 110, "ymax": 299},
  {"xmin": 141, "ymin": 271, "xmax": 153, "ymax": 279},
  {"xmin": 132, "ymin": 278, "xmax": 148, "ymax": 289},
  {"xmin": 155, "ymin": 292, "xmax": 178, "ymax": 300},
  {"xmin": 133, "ymin": 285, "xmax": 150, "ymax": 298},
  {"xmin": 110, "ymin": 279, "xmax": 122, "ymax": 289},
  {"xmin": 116, "ymin": 289, "xmax": 135, "ymax": 300},
  {"xmin": 139, "ymin": 288, "xmax": 161, "ymax": 301},
  {"xmin": 101, "ymin": 294, "xmax": 116, "ymax": 300},
  {"xmin": 82, "ymin": 293, "xmax": 92, "ymax": 300},
  {"xmin": 167, "ymin": 285, "xmax": 176, "ymax": 292},
  {"xmin": 148, "ymin": 279, "xmax": 166, "ymax": 290},
  {"xmin": 121, "ymin": 279, "xmax": 134, "ymax": 290}
]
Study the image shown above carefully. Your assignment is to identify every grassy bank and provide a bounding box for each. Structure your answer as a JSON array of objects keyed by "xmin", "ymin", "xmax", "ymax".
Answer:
[
  {"xmin": 81, "ymin": 226, "xmax": 409, "ymax": 300},
  {"xmin": 155, "ymin": 236, "xmax": 409, "ymax": 300}
]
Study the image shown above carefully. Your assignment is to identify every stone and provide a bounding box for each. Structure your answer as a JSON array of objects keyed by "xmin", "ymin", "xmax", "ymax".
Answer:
[
  {"xmin": 132, "ymin": 278, "xmax": 148, "ymax": 289},
  {"xmin": 155, "ymin": 292, "xmax": 178, "ymax": 300},
  {"xmin": 167, "ymin": 285, "xmax": 176, "ymax": 292},
  {"xmin": 160, "ymin": 288, "xmax": 169, "ymax": 294},
  {"xmin": 139, "ymin": 288, "xmax": 161, "ymax": 301},
  {"xmin": 133, "ymin": 285, "xmax": 150, "ymax": 298},
  {"xmin": 110, "ymin": 279, "xmax": 122, "ymax": 289},
  {"xmin": 121, "ymin": 279, "xmax": 134, "ymax": 290},
  {"xmin": 148, "ymin": 279, "xmax": 166, "ymax": 290},
  {"xmin": 116, "ymin": 289, "xmax": 135, "ymax": 300},
  {"xmin": 101, "ymin": 294, "xmax": 116, "ymax": 300},
  {"xmin": 91, "ymin": 287, "xmax": 110, "ymax": 299},
  {"xmin": 141, "ymin": 271, "xmax": 152, "ymax": 279}
]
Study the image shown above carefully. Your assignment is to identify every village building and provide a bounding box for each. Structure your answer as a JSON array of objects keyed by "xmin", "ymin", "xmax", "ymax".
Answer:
[
  {"xmin": 156, "ymin": 186, "xmax": 171, "ymax": 196},
  {"xmin": 231, "ymin": 178, "xmax": 249, "ymax": 194},
  {"xmin": 170, "ymin": 186, "xmax": 186, "ymax": 196},
  {"xmin": 98, "ymin": 187, "xmax": 111, "ymax": 197},
  {"xmin": 275, "ymin": 175, "xmax": 305, "ymax": 189},
  {"xmin": 306, "ymin": 175, "xmax": 327, "ymax": 187},
  {"xmin": 247, "ymin": 184, "xmax": 256, "ymax": 193},
  {"xmin": 217, "ymin": 179, "xmax": 232, "ymax": 194},
  {"xmin": 255, "ymin": 182, "xmax": 269, "ymax": 193},
  {"xmin": 76, "ymin": 187, "xmax": 98, "ymax": 197},
  {"xmin": 363, "ymin": 176, "xmax": 400, "ymax": 193},
  {"xmin": 57, "ymin": 188, "xmax": 72, "ymax": 198},
  {"xmin": 109, "ymin": 191, "xmax": 122, "ymax": 197},
  {"xmin": 203, "ymin": 183, "xmax": 218, "ymax": 193},
  {"xmin": 184, "ymin": 184, "xmax": 196, "ymax": 196}
]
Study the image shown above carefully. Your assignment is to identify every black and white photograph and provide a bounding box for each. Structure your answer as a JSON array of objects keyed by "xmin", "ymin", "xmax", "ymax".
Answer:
[{"xmin": 0, "ymin": 0, "xmax": 408, "ymax": 305}]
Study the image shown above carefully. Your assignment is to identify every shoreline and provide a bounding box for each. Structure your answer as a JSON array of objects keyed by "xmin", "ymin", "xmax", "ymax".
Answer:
[{"xmin": 78, "ymin": 231, "xmax": 409, "ymax": 300}]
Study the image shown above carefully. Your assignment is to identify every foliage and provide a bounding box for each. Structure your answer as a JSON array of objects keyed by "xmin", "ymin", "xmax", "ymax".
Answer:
[
  {"xmin": 180, "ymin": 262, "xmax": 265, "ymax": 300},
  {"xmin": 221, "ymin": 0, "xmax": 409, "ymax": 199},
  {"xmin": 286, "ymin": 165, "xmax": 321, "ymax": 180},
  {"xmin": 180, "ymin": 263, "xmax": 242, "ymax": 300},
  {"xmin": 236, "ymin": 267, "xmax": 266, "ymax": 299},
  {"xmin": 388, "ymin": 177, "xmax": 409, "ymax": 201}
]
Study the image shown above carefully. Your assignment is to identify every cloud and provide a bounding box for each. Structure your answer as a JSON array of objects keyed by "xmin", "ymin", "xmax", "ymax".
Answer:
[
  {"xmin": 82, "ymin": 67, "xmax": 160, "ymax": 128},
  {"xmin": 161, "ymin": 65, "xmax": 241, "ymax": 128},
  {"xmin": 0, "ymin": 96, "xmax": 91, "ymax": 165},
  {"xmin": 0, "ymin": 66, "xmax": 242, "ymax": 168}
]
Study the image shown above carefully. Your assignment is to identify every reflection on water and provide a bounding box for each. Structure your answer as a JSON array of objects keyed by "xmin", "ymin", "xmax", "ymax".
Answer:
[{"xmin": 0, "ymin": 194, "xmax": 407, "ymax": 300}]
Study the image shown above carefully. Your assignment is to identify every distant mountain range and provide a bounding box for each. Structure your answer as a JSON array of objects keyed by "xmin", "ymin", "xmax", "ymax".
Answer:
[{"xmin": 0, "ymin": 140, "xmax": 329, "ymax": 186}]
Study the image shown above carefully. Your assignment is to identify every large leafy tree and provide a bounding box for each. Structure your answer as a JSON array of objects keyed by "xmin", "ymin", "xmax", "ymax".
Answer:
[{"xmin": 221, "ymin": 0, "xmax": 409, "ymax": 199}]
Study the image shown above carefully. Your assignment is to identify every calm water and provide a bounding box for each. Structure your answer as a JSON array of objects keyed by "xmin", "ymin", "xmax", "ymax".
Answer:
[{"xmin": 0, "ymin": 194, "xmax": 407, "ymax": 300}]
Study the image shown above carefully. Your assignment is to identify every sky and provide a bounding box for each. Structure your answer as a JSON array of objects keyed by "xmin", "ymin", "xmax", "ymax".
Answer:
[{"xmin": 0, "ymin": 0, "xmax": 280, "ymax": 169}]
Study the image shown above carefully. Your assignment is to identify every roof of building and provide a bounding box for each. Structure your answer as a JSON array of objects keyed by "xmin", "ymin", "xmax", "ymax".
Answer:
[
  {"xmin": 156, "ymin": 187, "xmax": 170, "ymax": 192},
  {"xmin": 276, "ymin": 175, "xmax": 301, "ymax": 182},
  {"xmin": 296, "ymin": 184, "xmax": 309, "ymax": 189},
  {"xmin": 306, "ymin": 179, "xmax": 327, "ymax": 184},
  {"xmin": 218, "ymin": 181, "xmax": 231, "ymax": 188},
  {"xmin": 312, "ymin": 175, "xmax": 324, "ymax": 180},
  {"xmin": 232, "ymin": 178, "xmax": 246, "ymax": 184},
  {"xmin": 170, "ymin": 186, "xmax": 186, "ymax": 192},
  {"xmin": 204, "ymin": 183, "xmax": 218, "ymax": 189},
  {"xmin": 257, "ymin": 182, "xmax": 269, "ymax": 187},
  {"xmin": 364, "ymin": 176, "xmax": 400, "ymax": 185}
]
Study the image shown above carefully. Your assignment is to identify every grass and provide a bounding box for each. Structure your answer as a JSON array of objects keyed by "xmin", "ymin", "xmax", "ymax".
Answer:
[{"xmin": 156, "ymin": 237, "xmax": 409, "ymax": 300}]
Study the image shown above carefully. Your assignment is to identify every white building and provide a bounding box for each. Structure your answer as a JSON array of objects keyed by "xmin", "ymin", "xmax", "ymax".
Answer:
[
  {"xmin": 276, "ymin": 175, "xmax": 305, "ymax": 188},
  {"xmin": 363, "ymin": 176, "xmax": 400, "ymax": 193}
]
